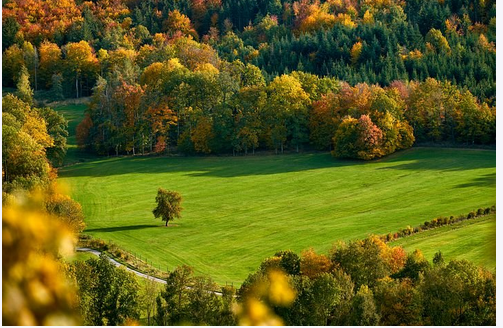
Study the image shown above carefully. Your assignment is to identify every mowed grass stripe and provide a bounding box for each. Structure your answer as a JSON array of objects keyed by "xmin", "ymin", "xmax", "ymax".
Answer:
[
  {"xmin": 59, "ymin": 148, "xmax": 495, "ymax": 285},
  {"xmin": 390, "ymin": 214, "xmax": 496, "ymax": 271}
]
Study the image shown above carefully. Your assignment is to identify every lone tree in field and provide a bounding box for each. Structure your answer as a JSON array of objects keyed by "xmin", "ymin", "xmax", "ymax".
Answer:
[{"xmin": 153, "ymin": 188, "xmax": 183, "ymax": 226}]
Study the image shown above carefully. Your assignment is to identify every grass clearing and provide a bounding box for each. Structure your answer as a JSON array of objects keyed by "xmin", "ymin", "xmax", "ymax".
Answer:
[
  {"xmin": 58, "ymin": 147, "xmax": 495, "ymax": 285},
  {"xmin": 390, "ymin": 214, "xmax": 496, "ymax": 271},
  {"xmin": 52, "ymin": 101, "xmax": 98, "ymax": 165}
]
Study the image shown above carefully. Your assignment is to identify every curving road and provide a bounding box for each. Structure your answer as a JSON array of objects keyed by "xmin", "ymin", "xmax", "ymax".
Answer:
[
  {"xmin": 76, "ymin": 248, "xmax": 224, "ymax": 296},
  {"xmin": 77, "ymin": 247, "xmax": 168, "ymax": 284}
]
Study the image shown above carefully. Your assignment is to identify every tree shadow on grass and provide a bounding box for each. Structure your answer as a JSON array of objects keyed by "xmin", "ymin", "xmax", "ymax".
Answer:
[
  {"xmin": 85, "ymin": 224, "xmax": 159, "ymax": 233},
  {"xmin": 60, "ymin": 152, "xmax": 363, "ymax": 178},
  {"xmin": 59, "ymin": 147, "xmax": 495, "ymax": 179},
  {"xmin": 376, "ymin": 148, "xmax": 495, "ymax": 172},
  {"xmin": 455, "ymin": 173, "xmax": 496, "ymax": 188}
]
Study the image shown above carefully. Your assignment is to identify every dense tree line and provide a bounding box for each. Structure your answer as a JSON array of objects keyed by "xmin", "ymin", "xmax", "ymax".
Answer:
[{"xmin": 75, "ymin": 59, "xmax": 494, "ymax": 159}]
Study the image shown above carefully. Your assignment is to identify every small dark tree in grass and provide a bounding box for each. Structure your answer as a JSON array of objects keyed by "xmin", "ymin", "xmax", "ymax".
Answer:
[{"xmin": 153, "ymin": 188, "xmax": 183, "ymax": 226}]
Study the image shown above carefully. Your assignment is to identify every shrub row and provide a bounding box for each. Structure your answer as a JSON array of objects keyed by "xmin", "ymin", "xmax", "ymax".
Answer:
[{"xmin": 380, "ymin": 206, "xmax": 495, "ymax": 243}]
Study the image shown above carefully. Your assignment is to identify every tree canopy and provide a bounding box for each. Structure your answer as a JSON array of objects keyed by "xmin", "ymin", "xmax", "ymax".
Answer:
[{"xmin": 153, "ymin": 188, "xmax": 183, "ymax": 226}]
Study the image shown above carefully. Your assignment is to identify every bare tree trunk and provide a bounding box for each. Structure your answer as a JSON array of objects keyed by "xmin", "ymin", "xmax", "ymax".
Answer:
[
  {"xmin": 177, "ymin": 113, "xmax": 180, "ymax": 139},
  {"xmin": 75, "ymin": 72, "xmax": 79, "ymax": 98},
  {"xmin": 142, "ymin": 134, "xmax": 145, "ymax": 155}
]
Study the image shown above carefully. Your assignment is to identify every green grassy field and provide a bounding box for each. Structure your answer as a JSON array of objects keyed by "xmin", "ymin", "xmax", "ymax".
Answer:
[
  {"xmin": 66, "ymin": 251, "xmax": 96, "ymax": 263},
  {"xmin": 58, "ymin": 145, "xmax": 496, "ymax": 285},
  {"xmin": 390, "ymin": 214, "xmax": 496, "ymax": 271}
]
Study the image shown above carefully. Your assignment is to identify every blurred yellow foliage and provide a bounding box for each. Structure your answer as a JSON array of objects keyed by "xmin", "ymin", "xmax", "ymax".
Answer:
[
  {"xmin": 267, "ymin": 270, "xmax": 296, "ymax": 306},
  {"xmin": 2, "ymin": 197, "xmax": 80, "ymax": 325},
  {"xmin": 234, "ymin": 269, "xmax": 296, "ymax": 326},
  {"xmin": 233, "ymin": 299, "xmax": 283, "ymax": 326}
]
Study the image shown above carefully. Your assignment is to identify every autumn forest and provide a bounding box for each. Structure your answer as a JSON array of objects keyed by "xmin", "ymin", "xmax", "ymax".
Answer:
[{"xmin": 2, "ymin": 0, "xmax": 496, "ymax": 326}]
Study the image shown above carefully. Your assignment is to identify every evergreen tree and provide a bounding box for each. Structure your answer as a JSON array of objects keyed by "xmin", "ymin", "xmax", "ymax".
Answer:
[{"xmin": 49, "ymin": 73, "xmax": 65, "ymax": 101}]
